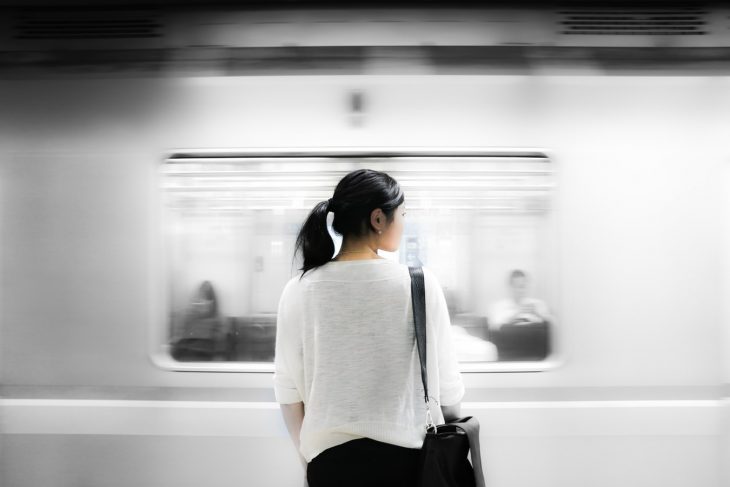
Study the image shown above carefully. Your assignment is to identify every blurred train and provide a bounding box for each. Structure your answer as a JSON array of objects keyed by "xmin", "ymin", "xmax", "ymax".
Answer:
[{"xmin": 1, "ymin": 3, "xmax": 729, "ymax": 487}]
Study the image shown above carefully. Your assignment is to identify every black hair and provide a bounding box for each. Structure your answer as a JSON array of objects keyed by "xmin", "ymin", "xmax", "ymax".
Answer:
[
  {"xmin": 193, "ymin": 280, "xmax": 218, "ymax": 317},
  {"xmin": 294, "ymin": 168, "xmax": 404, "ymax": 278},
  {"xmin": 509, "ymin": 269, "xmax": 527, "ymax": 284}
]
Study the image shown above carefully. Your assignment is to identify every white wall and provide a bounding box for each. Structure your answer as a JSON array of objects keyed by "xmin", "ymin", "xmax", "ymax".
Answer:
[
  {"xmin": 0, "ymin": 399, "xmax": 722, "ymax": 487},
  {"xmin": 721, "ymin": 129, "xmax": 730, "ymax": 487}
]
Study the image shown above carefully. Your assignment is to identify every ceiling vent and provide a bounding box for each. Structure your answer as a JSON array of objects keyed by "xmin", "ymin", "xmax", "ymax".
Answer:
[
  {"xmin": 12, "ymin": 8, "xmax": 163, "ymax": 40},
  {"xmin": 559, "ymin": 8, "xmax": 708, "ymax": 35}
]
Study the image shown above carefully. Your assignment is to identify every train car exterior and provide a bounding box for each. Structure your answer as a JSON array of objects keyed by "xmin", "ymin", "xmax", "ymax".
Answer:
[{"xmin": 1, "ymin": 6, "xmax": 730, "ymax": 487}]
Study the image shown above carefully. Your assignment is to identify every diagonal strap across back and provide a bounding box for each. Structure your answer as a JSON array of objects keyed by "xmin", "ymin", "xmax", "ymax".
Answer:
[{"xmin": 409, "ymin": 266, "xmax": 429, "ymax": 405}]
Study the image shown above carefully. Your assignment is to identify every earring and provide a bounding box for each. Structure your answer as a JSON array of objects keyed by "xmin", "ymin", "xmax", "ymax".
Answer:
[{"xmin": 378, "ymin": 230, "xmax": 382, "ymax": 234}]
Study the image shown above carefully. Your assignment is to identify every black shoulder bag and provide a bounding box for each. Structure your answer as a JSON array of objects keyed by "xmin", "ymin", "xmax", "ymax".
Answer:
[{"xmin": 409, "ymin": 266, "xmax": 486, "ymax": 487}]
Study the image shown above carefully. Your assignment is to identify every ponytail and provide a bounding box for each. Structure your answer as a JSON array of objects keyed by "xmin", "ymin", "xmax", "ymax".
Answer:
[
  {"xmin": 294, "ymin": 200, "xmax": 335, "ymax": 278},
  {"xmin": 294, "ymin": 169, "xmax": 404, "ymax": 279}
]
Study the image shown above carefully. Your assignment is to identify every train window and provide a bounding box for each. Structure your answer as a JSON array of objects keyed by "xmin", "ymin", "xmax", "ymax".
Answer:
[{"xmin": 154, "ymin": 150, "xmax": 559, "ymax": 372}]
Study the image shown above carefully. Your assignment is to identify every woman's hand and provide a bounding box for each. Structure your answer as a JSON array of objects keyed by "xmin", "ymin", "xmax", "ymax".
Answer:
[{"xmin": 280, "ymin": 402, "xmax": 307, "ymax": 474}]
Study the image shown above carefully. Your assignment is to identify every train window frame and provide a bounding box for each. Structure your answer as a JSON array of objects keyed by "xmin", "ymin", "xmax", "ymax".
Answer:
[{"xmin": 148, "ymin": 148, "xmax": 564, "ymax": 373}]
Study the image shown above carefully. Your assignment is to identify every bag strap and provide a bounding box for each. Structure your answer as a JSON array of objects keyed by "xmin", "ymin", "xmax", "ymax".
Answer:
[
  {"xmin": 455, "ymin": 418, "xmax": 487, "ymax": 487},
  {"xmin": 408, "ymin": 266, "xmax": 429, "ymax": 406},
  {"xmin": 409, "ymin": 266, "xmax": 487, "ymax": 487}
]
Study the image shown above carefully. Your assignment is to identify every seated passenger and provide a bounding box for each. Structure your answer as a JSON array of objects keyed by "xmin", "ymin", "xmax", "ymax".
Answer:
[
  {"xmin": 488, "ymin": 269, "xmax": 552, "ymax": 331},
  {"xmin": 488, "ymin": 270, "xmax": 553, "ymax": 361},
  {"xmin": 171, "ymin": 280, "xmax": 226, "ymax": 361}
]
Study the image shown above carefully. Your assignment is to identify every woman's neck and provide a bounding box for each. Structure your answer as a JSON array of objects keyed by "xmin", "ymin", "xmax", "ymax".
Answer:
[{"xmin": 333, "ymin": 240, "xmax": 381, "ymax": 261}]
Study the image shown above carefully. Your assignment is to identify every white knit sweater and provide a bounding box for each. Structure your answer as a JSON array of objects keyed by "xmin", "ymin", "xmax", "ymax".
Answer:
[{"xmin": 273, "ymin": 258, "xmax": 465, "ymax": 462}]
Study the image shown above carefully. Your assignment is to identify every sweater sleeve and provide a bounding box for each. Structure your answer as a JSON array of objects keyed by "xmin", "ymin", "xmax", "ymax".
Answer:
[
  {"xmin": 423, "ymin": 267, "xmax": 465, "ymax": 407},
  {"xmin": 273, "ymin": 277, "xmax": 304, "ymax": 404}
]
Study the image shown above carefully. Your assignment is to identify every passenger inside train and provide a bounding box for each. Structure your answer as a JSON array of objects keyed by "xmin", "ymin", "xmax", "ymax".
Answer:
[
  {"xmin": 170, "ymin": 280, "xmax": 227, "ymax": 361},
  {"xmin": 489, "ymin": 270, "xmax": 553, "ymax": 361},
  {"xmin": 489, "ymin": 269, "xmax": 552, "ymax": 329}
]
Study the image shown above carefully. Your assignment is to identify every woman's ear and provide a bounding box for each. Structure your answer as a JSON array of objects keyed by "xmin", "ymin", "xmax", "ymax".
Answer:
[{"xmin": 370, "ymin": 208, "xmax": 383, "ymax": 232}]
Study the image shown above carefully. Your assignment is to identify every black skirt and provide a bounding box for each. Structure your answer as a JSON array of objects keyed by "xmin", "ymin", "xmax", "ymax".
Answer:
[{"xmin": 307, "ymin": 437, "xmax": 421, "ymax": 487}]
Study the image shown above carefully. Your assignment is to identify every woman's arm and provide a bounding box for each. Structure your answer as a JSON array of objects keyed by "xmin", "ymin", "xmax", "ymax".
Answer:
[
  {"xmin": 280, "ymin": 401, "xmax": 307, "ymax": 469},
  {"xmin": 441, "ymin": 403, "xmax": 462, "ymax": 422}
]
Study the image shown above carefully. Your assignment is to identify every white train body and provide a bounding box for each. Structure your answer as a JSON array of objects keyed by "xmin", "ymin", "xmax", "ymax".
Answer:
[{"xmin": 1, "ymin": 5, "xmax": 729, "ymax": 487}]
